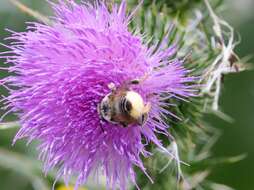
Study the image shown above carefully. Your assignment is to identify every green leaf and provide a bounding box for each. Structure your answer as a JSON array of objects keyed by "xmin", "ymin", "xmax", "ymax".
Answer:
[{"xmin": 0, "ymin": 148, "xmax": 50, "ymax": 190}]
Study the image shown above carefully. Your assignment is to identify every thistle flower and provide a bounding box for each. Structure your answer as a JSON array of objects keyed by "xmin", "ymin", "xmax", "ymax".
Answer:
[{"xmin": 1, "ymin": 1, "xmax": 195, "ymax": 189}]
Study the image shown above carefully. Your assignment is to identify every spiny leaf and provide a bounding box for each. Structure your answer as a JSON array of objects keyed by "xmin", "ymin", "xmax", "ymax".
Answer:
[
  {"xmin": 0, "ymin": 121, "xmax": 19, "ymax": 130},
  {"xmin": 9, "ymin": 0, "xmax": 51, "ymax": 25}
]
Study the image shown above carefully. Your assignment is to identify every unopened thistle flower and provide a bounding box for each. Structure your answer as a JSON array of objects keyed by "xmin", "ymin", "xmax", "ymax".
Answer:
[{"xmin": 1, "ymin": 1, "xmax": 195, "ymax": 189}]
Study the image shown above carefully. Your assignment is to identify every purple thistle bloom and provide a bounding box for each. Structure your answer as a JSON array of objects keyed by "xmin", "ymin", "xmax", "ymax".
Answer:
[{"xmin": 1, "ymin": 1, "xmax": 195, "ymax": 189}]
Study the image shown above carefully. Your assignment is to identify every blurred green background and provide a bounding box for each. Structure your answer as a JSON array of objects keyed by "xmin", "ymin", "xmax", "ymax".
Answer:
[{"xmin": 0, "ymin": 0, "xmax": 254, "ymax": 190}]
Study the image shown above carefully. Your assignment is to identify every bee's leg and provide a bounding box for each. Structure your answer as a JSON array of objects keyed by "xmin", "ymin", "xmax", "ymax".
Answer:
[
  {"xmin": 99, "ymin": 120, "xmax": 105, "ymax": 133},
  {"xmin": 146, "ymin": 92, "xmax": 158, "ymax": 99},
  {"xmin": 120, "ymin": 122, "xmax": 128, "ymax": 128},
  {"xmin": 144, "ymin": 102, "xmax": 151, "ymax": 113}
]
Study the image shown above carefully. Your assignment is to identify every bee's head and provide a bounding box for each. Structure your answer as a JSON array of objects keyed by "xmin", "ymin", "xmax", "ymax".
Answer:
[{"xmin": 125, "ymin": 91, "xmax": 151, "ymax": 126}]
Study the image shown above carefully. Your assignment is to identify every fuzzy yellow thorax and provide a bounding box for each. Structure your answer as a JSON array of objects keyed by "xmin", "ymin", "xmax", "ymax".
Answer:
[{"xmin": 125, "ymin": 91, "xmax": 145, "ymax": 119}]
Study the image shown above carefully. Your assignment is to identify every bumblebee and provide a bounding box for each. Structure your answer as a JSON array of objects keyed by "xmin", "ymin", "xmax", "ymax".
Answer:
[{"xmin": 98, "ymin": 82, "xmax": 151, "ymax": 127}]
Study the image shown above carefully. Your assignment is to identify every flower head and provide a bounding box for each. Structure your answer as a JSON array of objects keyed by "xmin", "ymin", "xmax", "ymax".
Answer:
[{"xmin": 1, "ymin": 1, "xmax": 195, "ymax": 189}]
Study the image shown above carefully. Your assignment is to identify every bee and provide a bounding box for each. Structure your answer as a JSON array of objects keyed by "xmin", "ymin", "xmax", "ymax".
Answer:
[{"xmin": 98, "ymin": 80, "xmax": 151, "ymax": 128}]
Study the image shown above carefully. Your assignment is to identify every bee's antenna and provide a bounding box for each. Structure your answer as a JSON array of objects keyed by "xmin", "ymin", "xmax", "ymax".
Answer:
[
  {"xmin": 108, "ymin": 82, "xmax": 116, "ymax": 91},
  {"xmin": 130, "ymin": 72, "xmax": 150, "ymax": 85}
]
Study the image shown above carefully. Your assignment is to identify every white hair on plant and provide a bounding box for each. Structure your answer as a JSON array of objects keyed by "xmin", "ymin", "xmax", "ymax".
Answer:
[
  {"xmin": 156, "ymin": 140, "xmax": 189, "ymax": 182},
  {"xmin": 177, "ymin": 10, "xmax": 206, "ymax": 58},
  {"xmin": 201, "ymin": 0, "xmax": 242, "ymax": 111},
  {"xmin": 151, "ymin": 0, "xmax": 243, "ymax": 183}
]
